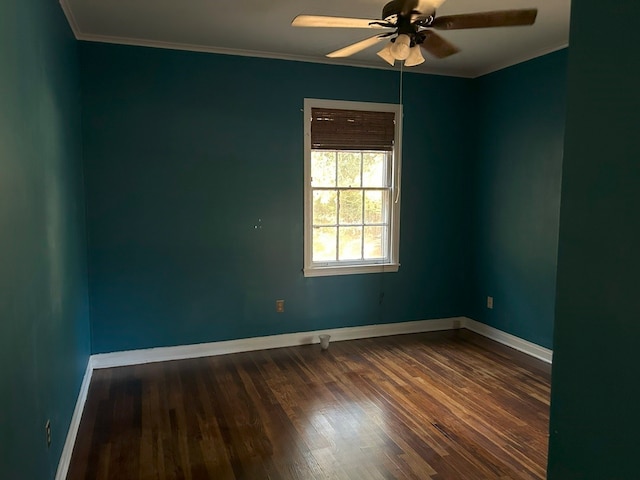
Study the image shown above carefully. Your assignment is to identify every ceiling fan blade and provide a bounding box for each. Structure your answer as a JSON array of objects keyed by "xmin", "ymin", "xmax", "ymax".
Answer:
[
  {"xmin": 292, "ymin": 15, "xmax": 386, "ymax": 29},
  {"xmin": 419, "ymin": 30, "xmax": 460, "ymax": 59},
  {"xmin": 431, "ymin": 9, "xmax": 538, "ymax": 30},
  {"xmin": 326, "ymin": 35, "xmax": 386, "ymax": 58}
]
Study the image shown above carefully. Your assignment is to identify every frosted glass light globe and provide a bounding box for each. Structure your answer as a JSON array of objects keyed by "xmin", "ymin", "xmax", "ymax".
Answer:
[
  {"xmin": 405, "ymin": 45, "xmax": 425, "ymax": 66},
  {"xmin": 391, "ymin": 34, "xmax": 411, "ymax": 60}
]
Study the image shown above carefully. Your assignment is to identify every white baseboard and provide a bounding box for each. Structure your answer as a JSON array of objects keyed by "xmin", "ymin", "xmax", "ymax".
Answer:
[
  {"xmin": 91, "ymin": 317, "xmax": 462, "ymax": 369},
  {"xmin": 55, "ymin": 359, "xmax": 93, "ymax": 480},
  {"xmin": 90, "ymin": 317, "xmax": 553, "ymax": 369},
  {"xmin": 462, "ymin": 318, "xmax": 553, "ymax": 364},
  {"xmin": 56, "ymin": 316, "xmax": 552, "ymax": 477}
]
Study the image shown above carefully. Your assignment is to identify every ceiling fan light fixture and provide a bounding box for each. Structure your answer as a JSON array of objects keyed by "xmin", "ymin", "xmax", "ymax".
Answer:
[
  {"xmin": 293, "ymin": 6, "xmax": 539, "ymax": 69},
  {"xmin": 391, "ymin": 33, "xmax": 411, "ymax": 60},
  {"xmin": 377, "ymin": 42, "xmax": 396, "ymax": 66},
  {"xmin": 404, "ymin": 45, "xmax": 425, "ymax": 67}
]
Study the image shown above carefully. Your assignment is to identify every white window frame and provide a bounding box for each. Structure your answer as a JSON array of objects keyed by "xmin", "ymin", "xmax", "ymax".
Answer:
[{"xmin": 303, "ymin": 98, "xmax": 402, "ymax": 277}]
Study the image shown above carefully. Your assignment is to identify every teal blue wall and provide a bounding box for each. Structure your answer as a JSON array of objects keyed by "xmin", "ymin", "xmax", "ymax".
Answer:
[
  {"xmin": 0, "ymin": 0, "xmax": 623, "ymax": 473},
  {"xmin": 80, "ymin": 43, "xmax": 475, "ymax": 354},
  {"xmin": 0, "ymin": 0, "xmax": 90, "ymax": 478},
  {"xmin": 548, "ymin": 1, "xmax": 640, "ymax": 478},
  {"xmin": 470, "ymin": 50, "xmax": 567, "ymax": 348}
]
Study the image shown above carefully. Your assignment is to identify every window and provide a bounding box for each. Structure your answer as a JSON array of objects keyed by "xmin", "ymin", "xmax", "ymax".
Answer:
[{"xmin": 303, "ymin": 99, "xmax": 402, "ymax": 277}]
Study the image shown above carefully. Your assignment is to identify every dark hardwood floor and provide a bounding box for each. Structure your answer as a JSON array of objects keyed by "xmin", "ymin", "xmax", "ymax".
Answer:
[{"xmin": 67, "ymin": 330, "xmax": 551, "ymax": 479}]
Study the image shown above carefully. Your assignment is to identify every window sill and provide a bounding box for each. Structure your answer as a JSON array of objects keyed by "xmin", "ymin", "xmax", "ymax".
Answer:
[{"xmin": 304, "ymin": 263, "xmax": 399, "ymax": 278}]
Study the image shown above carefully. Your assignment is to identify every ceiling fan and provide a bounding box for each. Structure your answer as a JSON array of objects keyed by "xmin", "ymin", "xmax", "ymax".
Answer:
[{"xmin": 292, "ymin": 0, "xmax": 538, "ymax": 67}]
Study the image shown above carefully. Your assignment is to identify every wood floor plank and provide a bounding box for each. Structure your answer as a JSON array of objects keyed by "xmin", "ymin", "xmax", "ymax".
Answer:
[{"xmin": 67, "ymin": 330, "xmax": 550, "ymax": 479}]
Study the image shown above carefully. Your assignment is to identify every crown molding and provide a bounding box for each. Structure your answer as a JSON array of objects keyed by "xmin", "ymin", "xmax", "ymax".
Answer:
[
  {"xmin": 58, "ymin": 1, "xmax": 565, "ymax": 80},
  {"xmin": 59, "ymin": 0, "xmax": 82, "ymax": 38},
  {"xmin": 73, "ymin": 31, "xmax": 474, "ymax": 77},
  {"xmin": 473, "ymin": 42, "xmax": 569, "ymax": 78}
]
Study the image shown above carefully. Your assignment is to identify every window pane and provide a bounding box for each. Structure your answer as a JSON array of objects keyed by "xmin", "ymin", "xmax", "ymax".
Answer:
[
  {"xmin": 339, "ymin": 227, "xmax": 362, "ymax": 261},
  {"xmin": 313, "ymin": 190, "xmax": 337, "ymax": 225},
  {"xmin": 313, "ymin": 227, "xmax": 337, "ymax": 261},
  {"xmin": 337, "ymin": 152, "xmax": 361, "ymax": 187},
  {"xmin": 364, "ymin": 190, "xmax": 387, "ymax": 224},
  {"xmin": 339, "ymin": 190, "xmax": 363, "ymax": 225},
  {"xmin": 364, "ymin": 226, "xmax": 384, "ymax": 259},
  {"xmin": 305, "ymin": 101, "xmax": 401, "ymax": 277},
  {"xmin": 362, "ymin": 152, "xmax": 387, "ymax": 187},
  {"xmin": 311, "ymin": 151, "xmax": 336, "ymax": 187}
]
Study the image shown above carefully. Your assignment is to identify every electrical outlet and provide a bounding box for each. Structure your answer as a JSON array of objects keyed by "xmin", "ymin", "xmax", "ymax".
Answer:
[
  {"xmin": 45, "ymin": 420, "xmax": 51, "ymax": 448},
  {"xmin": 487, "ymin": 296, "xmax": 494, "ymax": 309},
  {"xmin": 276, "ymin": 300, "xmax": 285, "ymax": 313}
]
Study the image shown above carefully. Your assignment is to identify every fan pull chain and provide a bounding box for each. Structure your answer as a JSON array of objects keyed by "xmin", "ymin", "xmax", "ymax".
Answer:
[
  {"xmin": 395, "ymin": 62, "xmax": 403, "ymax": 205},
  {"xmin": 399, "ymin": 61, "xmax": 404, "ymax": 105}
]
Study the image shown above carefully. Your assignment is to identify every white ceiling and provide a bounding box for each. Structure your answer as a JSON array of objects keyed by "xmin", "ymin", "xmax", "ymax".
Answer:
[{"xmin": 60, "ymin": 0, "xmax": 571, "ymax": 78}]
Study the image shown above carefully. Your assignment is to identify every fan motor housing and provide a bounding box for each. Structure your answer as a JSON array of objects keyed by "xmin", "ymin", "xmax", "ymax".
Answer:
[
  {"xmin": 382, "ymin": 0, "xmax": 435, "ymax": 21},
  {"xmin": 382, "ymin": 0, "xmax": 403, "ymax": 20}
]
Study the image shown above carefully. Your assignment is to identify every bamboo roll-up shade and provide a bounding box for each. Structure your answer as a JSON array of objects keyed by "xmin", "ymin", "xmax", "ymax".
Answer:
[{"xmin": 311, "ymin": 108, "xmax": 396, "ymax": 151}]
